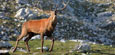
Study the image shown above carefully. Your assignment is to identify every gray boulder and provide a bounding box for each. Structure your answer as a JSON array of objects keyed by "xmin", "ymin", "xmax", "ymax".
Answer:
[{"xmin": 15, "ymin": 8, "xmax": 37, "ymax": 19}]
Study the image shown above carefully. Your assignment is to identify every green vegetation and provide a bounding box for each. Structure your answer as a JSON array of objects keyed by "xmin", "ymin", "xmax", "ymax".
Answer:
[
  {"xmin": 9, "ymin": 40, "xmax": 115, "ymax": 55},
  {"xmin": 88, "ymin": 0, "xmax": 115, "ymax": 3}
]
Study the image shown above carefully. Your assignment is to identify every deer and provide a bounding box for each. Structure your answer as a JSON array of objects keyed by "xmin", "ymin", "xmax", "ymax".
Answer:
[{"xmin": 12, "ymin": 1, "xmax": 69, "ymax": 53}]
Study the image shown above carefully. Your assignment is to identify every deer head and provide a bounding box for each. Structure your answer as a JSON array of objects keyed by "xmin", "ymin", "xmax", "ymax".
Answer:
[{"xmin": 50, "ymin": 0, "xmax": 69, "ymax": 16}]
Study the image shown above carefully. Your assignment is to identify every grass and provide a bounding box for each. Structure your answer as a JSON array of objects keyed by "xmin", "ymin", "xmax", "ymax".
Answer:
[
  {"xmin": 87, "ymin": 0, "xmax": 115, "ymax": 3},
  {"xmin": 9, "ymin": 39, "xmax": 115, "ymax": 55}
]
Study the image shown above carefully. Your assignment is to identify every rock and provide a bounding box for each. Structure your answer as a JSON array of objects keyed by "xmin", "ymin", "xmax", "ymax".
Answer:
[
  {"xmin": 111, "ymin": 14, "xmax": 115, "ymax": 21},
  {"xmin": 1, "ymin": 36, "xmax": 10, "ymax": 41},
  {"xmin": 17, "ymin": 48, "xmax": 27, "ymax": 53},
  {"xmin": 69, "ymin": 39, "xmax": 96, "ymax": 44},
  {"xmin": 22, "ymin": 35, "xmax": 41, "ymax": 41},
  {"xmin": 0, "ymin": 12, "xmax": 4, "ymax": 17},
  {"xmin": 69, "ymin": 39, "xmax": 78, "ymax": 42},
  {"xmin": 15, "ymin": 8, "xmax": 26, "ymax": 19},
  {"xmin": 99, "ymin": 37, "xmax": 113, "ymax": 45},
  {"xmin": 60, "ymin": 39, "xmax": 66, "ymax": 43},
  {"xmin": 97, "ymin": 11, "xmax": 112, "ymax": 17},
  {"xmin": 11, "ymin": 47, "xmax": 27, "ymax": 53},
  {"xmin": 15, "ymin": 8, "xmax": 37, "ymax": 19},
  {"xmin": 69, "ymin": 39, "xmax": 88, "ymax": 43},
  {"xmin": 106, "ymin": 14, "xmax": 115, "ymax": 24},
  {"xmin": 31, "ymin": 35, "xmax": 41, "ymax": 40},
  {"xmin": 28, "ymin": 13, "xmax": 37, "ymax": 19},
  {"xmin": 0, "ymin": 12, "xmax": 9, "ymax": 19},
  {"xmin": 81, "ymin": 53, "xmax": 87, "ymax": 55},
  {"xmin": 0, "ymin": 41, "xmax": 12, "ymax": 48},
  {"xmin": 72, "ymin": 43, "xmax": 91, "ymax": 53},
  {"xmin": 1, "ymin": 4, "xmax": 6, "ymax": 11},
  {"xmin": 16, "ymin": 0, "xmax": 28, "ymax": 4},
  {"xmin": 36, "ymin": 47, "xmax": 49, "ymax": 51},
  {"xmin": 100, "ymin": 14, "xmax": 115, "ymax": 29},
  {"xmin": 97, "ymin": 3, "xmax": 112, "ymax": 7},
  {"xmin": 0, "ymin": 50, "xmax": 10, "ymax": 55}
]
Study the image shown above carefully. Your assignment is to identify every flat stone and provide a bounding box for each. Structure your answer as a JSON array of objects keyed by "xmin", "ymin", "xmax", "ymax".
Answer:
[{"xmin": 0, "ymin": 50, "xmax": 10, "ymax": 55}]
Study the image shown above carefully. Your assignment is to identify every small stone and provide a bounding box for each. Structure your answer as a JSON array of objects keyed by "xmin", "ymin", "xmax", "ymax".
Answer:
[
  {"xmin": 16, "ymin": 0, "xmax": 28, "ymax": 4},
  {"xmin": 36, "ymin": 47, "xmax": 49, "ymax": 51},
  {"xmin": 60, "ymin": 39, "xmax": 66, "ymax": 43}
]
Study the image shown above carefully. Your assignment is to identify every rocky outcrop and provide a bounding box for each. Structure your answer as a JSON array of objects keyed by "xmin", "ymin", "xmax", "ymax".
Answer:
[
  {"xmin": 15, "ymin": 8, "xmax": 37, "ymax": 19},
  {"xmin": 0, "ymin": 0, "xmax": 115, "ymax": 45}
]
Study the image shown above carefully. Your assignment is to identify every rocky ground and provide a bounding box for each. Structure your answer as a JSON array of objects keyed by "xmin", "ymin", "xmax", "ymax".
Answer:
[{"xmin": 0, "ymin": 0, "xmax": 115, "ymax": 53}]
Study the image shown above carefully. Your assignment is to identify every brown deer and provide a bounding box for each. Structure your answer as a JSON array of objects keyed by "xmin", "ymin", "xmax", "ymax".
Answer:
[{"xmin": 12, "ymin": 1, "xmax": 69, "ymax": 53}]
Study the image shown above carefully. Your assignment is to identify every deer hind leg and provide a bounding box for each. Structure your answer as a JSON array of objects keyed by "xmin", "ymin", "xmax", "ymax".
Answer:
[
  {"xmin": 12, "ymin": 26, "xmax": 28, "ymax": 53},
  {"xmin": 49, "ymin": 36, "xmax": 54, "ymax": 52},
  {"xmin": 24, "ymin": 33, "xmax": 34, "ymax": 52}
]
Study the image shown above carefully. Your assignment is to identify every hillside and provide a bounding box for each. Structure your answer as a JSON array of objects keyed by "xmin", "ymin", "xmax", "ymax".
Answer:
[{"xmin": 0, "ymin": 0, "xmax": 115, "ymax": 55}]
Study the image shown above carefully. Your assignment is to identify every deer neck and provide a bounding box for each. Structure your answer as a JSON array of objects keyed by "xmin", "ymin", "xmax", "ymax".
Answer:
[{"xmin": 49, "ymin": 15, "xmax": 57, "ymax": 23}]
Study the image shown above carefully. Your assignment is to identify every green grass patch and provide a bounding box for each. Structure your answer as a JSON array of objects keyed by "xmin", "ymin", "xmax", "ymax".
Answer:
[{"xmin": 9, "ymin": 40, "xmax": 115, "ymax": 55}]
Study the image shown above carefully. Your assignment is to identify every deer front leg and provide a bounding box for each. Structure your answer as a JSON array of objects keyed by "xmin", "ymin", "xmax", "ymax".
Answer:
[
  {"xmin": 49, "ymin": 37, "xmax": 54, "ymax": 52},
  {"xmin": 12, "ymin": 26, "xmax": 27, "ymax": 53},
  {"xmin": 40, "ymin": 33, "xmax": 44, "ymax": 53},
  {"xmin": 12, "ymin": 34, "xmax": 25, "ymax": 52}
]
